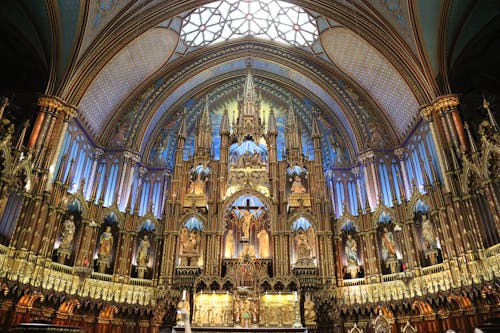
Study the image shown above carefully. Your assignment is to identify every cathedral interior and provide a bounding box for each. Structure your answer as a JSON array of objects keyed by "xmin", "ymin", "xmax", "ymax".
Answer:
[{"xmin": 0, "ymin": 1, "xmax": 499, "ymax": 332}]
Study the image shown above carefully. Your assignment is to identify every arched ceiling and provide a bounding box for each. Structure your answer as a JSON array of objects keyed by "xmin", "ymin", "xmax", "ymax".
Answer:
[{"xmin": 2, "ymin": 0, "xmax": 499, "ymax": 166}]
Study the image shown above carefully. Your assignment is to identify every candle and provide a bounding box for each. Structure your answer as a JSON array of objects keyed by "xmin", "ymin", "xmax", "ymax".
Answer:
[
  {"xmin": 182, "ymin": 290, "xmax": 187, "ymax": 300},
  {"xmin": 83, "ymin": 258, "xmax": 89, "ymax": 267},
  {"xmin": 294, "ymin": 291, "xmax": 298, "ymax": 301}
]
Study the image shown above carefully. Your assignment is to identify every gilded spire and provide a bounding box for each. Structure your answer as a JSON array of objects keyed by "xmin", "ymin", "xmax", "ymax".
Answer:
[
  {"xmin": 311, "ymin": 107, "xmax": 321, "ymax": 139},
  {"xmin": 177, "ymin": 108, "xmax": 187, "ymax": 139},
  {"xmin": 234, "ymin": 60, "xmax": 264, "ymax": 141},
  {"xmin": 220, "ymin": 104, "xmax": 230, "ymax": 135},
  {"xmin": 267, "ymin": 105, "xmax": 277, "ymax": 136}
]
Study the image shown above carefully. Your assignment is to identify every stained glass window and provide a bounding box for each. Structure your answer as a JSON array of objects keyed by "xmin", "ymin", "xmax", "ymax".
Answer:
[{"xmin": 181, "ymin": 0, "xmax": 318, "ymax": 48}]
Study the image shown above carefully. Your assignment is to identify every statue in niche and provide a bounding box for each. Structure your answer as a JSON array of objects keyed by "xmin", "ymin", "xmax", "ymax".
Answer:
[
  {"xmin": 421, "ymin": 214, "xmax": 437, "ymax": 249},
  {"xmin": 187, "ymin": 173, "xmax": 206, "ymax": 195},
  {"xmin": 137, "ymin": 235, "xmax": 151, "ymax": 266},
  {"xmin": 179, "ymin": 227, "xmax": 189, "ymax": 253},
  {"xmin": 233, "ymin": 206, "xmax": 262, "ymax": 241},
  {"xmin": 345, "ymin": 234, "xmax": 358, "ymax": 266},
  {"xmin": 257, "ymin": 229, "xmax": 270, "ymax": 258},
  {"xmin": 179, "ymin": 227, "xmax": 201, "ymax": 266},
  {"xmin": 304, "ymin": 293, "xmax": 317, "ymax": 326},
  {"xmin": 290, "ymin": 175, "xmax": 306, "ymax": 194},
  {"xmin": 240, "ymin": 242, "xmax": 256, "ymax": 258},
  {"xmin": 295, "ymin": 230, "xmax": 312, "ymax": 259},
  {"xmin": 59, "ymin": 215, "xmax": 76, "ymax": 250},
  {"xmin": 381, "ymin": 226, "xmax": 396, "ymax": 259},
  {"xmin": 97, "ymin": 226, "xmax": 114, "ymax": 260},
  {"xmin": 225, "ymin": 229, "xmax": 235, "ymax": 258},
  {"xmin": 176, "ymin": 296, "xmax": 191, "ymax": 327}
]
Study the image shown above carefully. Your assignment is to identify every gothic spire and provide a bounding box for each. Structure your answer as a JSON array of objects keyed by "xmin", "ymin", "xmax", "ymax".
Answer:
[
  {"xmin": 220, "ymin": 104, "xmax": 230, "ymax": 135},
  {"xmin": 177, "ymin": 108, "xmax": 187, "ymax": 139},
  {"xmin": 267, "ymin": 106, "xmax": 278, "ymax": 136}
]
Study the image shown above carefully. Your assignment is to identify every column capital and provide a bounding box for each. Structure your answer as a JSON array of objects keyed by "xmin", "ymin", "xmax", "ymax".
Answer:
[
  {"xmin": 38, "ymin": 95, "xmax": 78, "ymax": 119},
  {"xmin": 393, "ymin": 147, "xmax": 406, "ymax": 159},
  {"xmin": 94, "ymin": 148, "xmax": 105, "ymax": 160},
  {"xmin": 357, "ymin": 150, "xmax": 374, "ymax": 163},
  {"xmin": 419, "ymin": 104, "xmax": 434, "ymax": 121},
  {"xmin": 433, "ymin": 94, "xmax": 460, "ymax": 115}
]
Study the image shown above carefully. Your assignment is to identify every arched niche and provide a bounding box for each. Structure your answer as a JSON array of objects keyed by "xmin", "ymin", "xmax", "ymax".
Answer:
[
  {"xmin": 178, "ymin": 215, "xmax": 205, "ymax": 267},
  {"xmin": 186, "ymin": 164, "xmax": 211, "ymax": 196},
  {"xmin": 53, "ymin": 198, "xmax": 85, "ymax": 266},
  {"xmin": 291, "ymin": 216, "xmax": 316, "ymax": 267},
  {"xmin": 223, "ymin": 194, "xmax": 270, "ymax": 259},
  {"xmin": 94, "ymin": 211, "xmax": 120, "ymax": 274},
  {"xmin": 133, "ymin": 219, "xmax": 156, "ymax": 279},
  {"xmin": 340, "ymin": 220, "xmax": 362, "ymax": 279},
  {"xmin": 375, "ymin": 211, "xmax": 402, "ymax": 275},
  {"xmin": 413, "ymin": 199, "xmax": 442, "ymax": 267},
  {"xmin": 286, "ymin": 164, "xmax": 308, "ymax": 196}
]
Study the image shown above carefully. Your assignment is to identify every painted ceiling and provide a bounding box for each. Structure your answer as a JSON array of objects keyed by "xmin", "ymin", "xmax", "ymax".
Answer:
[{"xmin": 2, "ymin": 0, "xmax": 499, "ymax": 167}]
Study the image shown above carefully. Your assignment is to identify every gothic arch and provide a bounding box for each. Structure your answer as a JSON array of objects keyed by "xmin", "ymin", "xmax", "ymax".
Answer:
[
  {"xmin": 460, "ymin": 159, "xmax": 482, "ymax": 194},
  {"xmin": 288, "ymin": 212, "xmax": 318, "ymax": 232},
  {"xmin": 177, "ymin": 213, "xmax": 206, "ymax": 231},
  {"xmin": 101, "ymin": 207, "xmax": 124, "ymax": 229},
  {"xmin": 372, "ymin": 206, "xmax": 395, "ymax": 229},
  {"xmin": 336, "ymin": 214, "xmax": 360, "ymax": 236},
  {"xmin": 223, "ymin": 189, "xmax": 273, "ymax": 215}
]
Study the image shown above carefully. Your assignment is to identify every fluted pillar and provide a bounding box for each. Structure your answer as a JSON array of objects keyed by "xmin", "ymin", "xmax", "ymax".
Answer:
[
  {"xmin": 419, "ymin": 105, "xmax": 450, "ymax": 192},
  {"xmin": 46, "ymin": 103, "xmax": 78, "ymax": 191}
]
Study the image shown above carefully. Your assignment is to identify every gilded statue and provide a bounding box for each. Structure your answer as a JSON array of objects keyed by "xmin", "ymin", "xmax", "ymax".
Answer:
[
  {"xmin": 295, "ymin": 230, "xmax": 312, "ymax": 259},
  {"xmin": 137, "ymin": 235, "xmax": 151, "ymax": 266},
  {"xmin": 176, "ymin": 297, "xmax": 190, "ymax": 326},
  {"xmin": 225, "ymin": 229, "xmax": 235, "ymax": 258},
  {"xmin": 188, "ymin": 173, "xmax": 206, "ymax": 195},
  {"xmin": 97, "ymin": 226, "xmax": 114, "ymax": 260},
  {"xmin": 233, "ymin": 206, "xmax": 262, "ymax": 240},
  {"xmin": 304, "ymin": 293, "xmax": 317, "ymax": 326},
  {"xmin": 240, "ymin": 242, "xmax": 256, "ymax": 258},
  {"xmin": 257, "ymin": 229, "xmax": 270, "ymax": 258},
  {"xmin": 290, "ymin": 175, "xmax": 306, "ymax": 194},
  {"xmin": 59, "ymin": 215, "xmax": 76, "ymax": 250}
]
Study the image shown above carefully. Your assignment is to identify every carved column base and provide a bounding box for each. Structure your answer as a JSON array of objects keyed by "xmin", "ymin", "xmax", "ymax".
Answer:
[
  {"xmin": 96, "ymin": 259, "xmax": 111, "ymax": 273},
  {"xmin": 135, "ymin": 265, "xmax": 148, "ymax": 279},
  {"xmin": 386, "ymin": 258, "xmax": 400, "ymax": 274},
  {"xmin": 56, "ymin": 248, "xmax": 71, "ymax": 264}
]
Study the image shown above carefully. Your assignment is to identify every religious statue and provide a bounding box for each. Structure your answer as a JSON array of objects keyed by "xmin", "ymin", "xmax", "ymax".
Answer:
[
  {"xmin": 188, "ymin": 229, "xmax": 201, "ymax": 254},
  {"xmin": 180, "ymin": 227, "xmax": 189, "ymax": 253},
  {"xmin": 257, "ymin": 229, "xmax": 270, "ymax": 258},
  {"xmin": 381, "ymin": 227, "xmax": 396, "ymax": 259},
  {"xmin": 240, "ymin": 242, "xmax": 256, "ymax": 258},
  {"xmin": 295, "ymin": 230, "xmax": 312, "ymax": 259},
  {"xmin": 290, "ymin": 175, "xmax": 306, "ymax": 194},
  {"xmin": 59, "ymin": 215, "xmax": 76, "ymax": 250},
  {"xmin": 137, "ymin": 235, "xmax": 151, "ymax": 266},
  {"xmin": 421, "ymin": 214, "xmax": 437, "ymax": 249},
  {"xmin": 176, "ymin": 296, "xmax": 191, "ymax": 327},
  {"xmin": 304, "ymin": 293, "xmax": 317, "ymax": 326},
  {"xmin": 187, "ymin": 173, "xmax": 206, "ymax": 195},
  {"xmin": 225, "ymin": 229, "xmax": 235, "ymax": 258},
  {"xmin": 97, "ymin": 226, "xmax": 114, "ymax": 260},
  {"xmin": 345, "ymin": 234, "xmax": 358, "ymax": 266},
  {"xmin": 233, "ymin": 206, "xmax": 262, "ymax": 241}
]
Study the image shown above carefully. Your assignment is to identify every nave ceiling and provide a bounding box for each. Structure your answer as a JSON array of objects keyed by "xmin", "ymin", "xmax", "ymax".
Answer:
[{"xmin": 1, "ymin": 0, "xmax": 499, "ymax": 168}]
